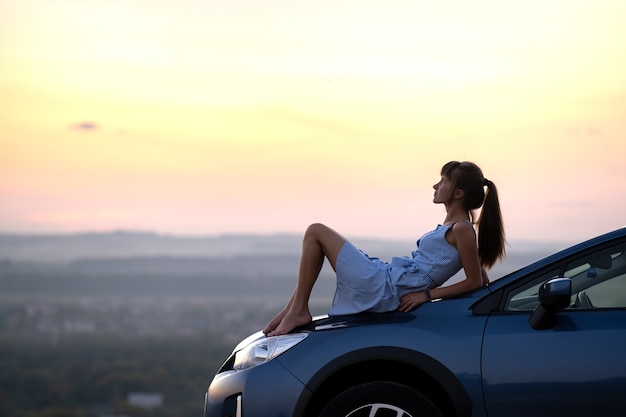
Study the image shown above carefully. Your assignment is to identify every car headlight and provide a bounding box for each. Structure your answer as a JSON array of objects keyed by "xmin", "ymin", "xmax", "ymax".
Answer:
[{"xmin": 233, "ymin": 332, "xmax": 308, "ymax": 371}]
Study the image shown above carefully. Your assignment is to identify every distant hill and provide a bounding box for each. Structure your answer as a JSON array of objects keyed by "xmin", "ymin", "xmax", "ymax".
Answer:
[
  {"xmin": 0, "ymin": 231, "xmax": 571, "ymax": 298},
  {"xmin": 0, "ymin": 231, "xmax": 568, "ymax": 262},
  {"xmin": 0, "ymin": 231, "xmax": 309, "ymax": 262}
]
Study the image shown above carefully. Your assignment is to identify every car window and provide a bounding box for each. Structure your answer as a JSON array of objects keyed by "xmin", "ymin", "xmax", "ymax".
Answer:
[
  {"xmin": 505, "ymin": 241, "xmax": 626, "ymax": 311},
  {"xmin": 504, "ymin": 268, "xmax": 560, "ymax": 311},
  {"xmin": 582, "ymin": 273, "xmax": 626, "ymax": 308}
]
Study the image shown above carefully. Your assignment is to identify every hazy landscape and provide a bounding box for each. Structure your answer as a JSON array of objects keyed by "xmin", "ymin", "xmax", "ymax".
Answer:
[{"xmin": 0, "ymin": 231, "xmax": 570, "ymax": 417}]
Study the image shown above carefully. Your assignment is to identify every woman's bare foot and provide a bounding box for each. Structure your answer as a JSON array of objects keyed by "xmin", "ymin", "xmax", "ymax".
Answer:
[
  {"xmin": 263, "ymin": 308, "xmax": 288, "ymax": 335},
  {"xmin": 267, "ymin": 309, "xmax": 312, "ymax": 337}
]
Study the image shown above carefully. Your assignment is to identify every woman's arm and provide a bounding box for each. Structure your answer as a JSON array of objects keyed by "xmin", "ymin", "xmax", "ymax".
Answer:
[{"xmin": 398, "ymin": 221, "xmax": 485, "ymax": 312}]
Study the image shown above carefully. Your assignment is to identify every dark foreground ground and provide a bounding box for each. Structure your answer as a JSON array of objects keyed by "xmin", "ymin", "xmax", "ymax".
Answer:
[{"xmin": 0, "ymin": 295, "xmax": 333, "ymax": 417}]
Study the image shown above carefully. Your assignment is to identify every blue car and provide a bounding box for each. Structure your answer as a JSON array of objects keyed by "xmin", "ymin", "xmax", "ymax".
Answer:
[{"xmin": 204, "ymin": 228, "xmax": 626, "ymax": 417}]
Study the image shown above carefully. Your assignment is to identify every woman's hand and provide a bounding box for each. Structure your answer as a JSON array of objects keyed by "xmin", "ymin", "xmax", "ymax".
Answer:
[{"xmin": 398, "ymin": 291, "xmax": 429, "ymax": 312}]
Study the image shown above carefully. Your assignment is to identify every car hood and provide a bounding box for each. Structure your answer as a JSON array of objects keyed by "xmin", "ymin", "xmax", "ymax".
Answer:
[{"xmin": 233, "ymin": 311, "xmax": 416, "ymax": 353}]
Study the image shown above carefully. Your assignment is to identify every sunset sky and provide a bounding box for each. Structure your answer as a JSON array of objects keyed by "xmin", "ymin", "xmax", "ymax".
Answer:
[{"xmin": 1, "ymin": 0, "xmax": 625, "ymax": 245}]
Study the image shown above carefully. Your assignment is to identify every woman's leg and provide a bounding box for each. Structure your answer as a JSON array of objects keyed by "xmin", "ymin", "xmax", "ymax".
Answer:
[{"xmin": 264, "ymin": 223, "xmax": 347, "ymax": 336}]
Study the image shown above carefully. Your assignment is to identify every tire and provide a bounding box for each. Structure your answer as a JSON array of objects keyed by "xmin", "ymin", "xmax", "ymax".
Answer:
[{"xmin": 318, "ymin": 381, "xmax": 443, "ymax": 417}]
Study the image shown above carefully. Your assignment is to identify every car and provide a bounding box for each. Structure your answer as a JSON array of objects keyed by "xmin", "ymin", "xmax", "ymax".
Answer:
[{"xmin": 204, "ymin": 228, "xmax": 626, "ymax": 417}]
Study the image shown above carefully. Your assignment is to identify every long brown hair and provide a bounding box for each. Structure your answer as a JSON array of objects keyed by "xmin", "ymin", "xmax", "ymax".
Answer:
[{"xmin": 441, "ymin": 161, "xmax": 506, "ymax": 268}]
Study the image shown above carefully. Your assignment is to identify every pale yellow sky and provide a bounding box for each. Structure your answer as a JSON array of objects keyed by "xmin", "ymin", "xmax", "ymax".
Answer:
[{"xmin": 1, "ymin": 0, "xmax": 625, "ymax": 244}]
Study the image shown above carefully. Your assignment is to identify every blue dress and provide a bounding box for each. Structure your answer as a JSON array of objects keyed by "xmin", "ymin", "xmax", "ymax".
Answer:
[{"xmin": 329, "ymin": 223, "xmax": 466, "ymax": 316}]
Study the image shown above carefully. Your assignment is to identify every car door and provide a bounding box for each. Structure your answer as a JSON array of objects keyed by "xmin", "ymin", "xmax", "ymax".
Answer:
[{"xmin": 480, "ymin": 240, "xmax": 626, "ymax": 417}]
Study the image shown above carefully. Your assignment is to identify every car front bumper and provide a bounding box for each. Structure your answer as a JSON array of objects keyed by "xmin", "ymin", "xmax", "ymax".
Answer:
[{"xmin": 204, "ymin": 358, "xmax": 311, "ymax": 417}]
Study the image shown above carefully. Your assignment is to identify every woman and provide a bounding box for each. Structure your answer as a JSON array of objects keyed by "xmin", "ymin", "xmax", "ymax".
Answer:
[{"xmin": 264, "ymin": 161, "xmax": 505, "ymax": 337}]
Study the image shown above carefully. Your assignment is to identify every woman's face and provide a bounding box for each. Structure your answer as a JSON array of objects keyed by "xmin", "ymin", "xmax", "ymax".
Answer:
[{"xmin": 433, "ymin": 176, "xmax": 455, "ymax": 204}]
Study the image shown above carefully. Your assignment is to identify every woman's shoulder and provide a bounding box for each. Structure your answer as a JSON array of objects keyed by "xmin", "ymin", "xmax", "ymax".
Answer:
[
  {"xmin": 445, "ymin": 219, "xmax": 474, "ymax": 232},
  {"xmin": 447, "ymin": 220, "xmax": 476, "ymax": 242},
  {"xmin": 451, "ymin": 219, "xmax": 474, "ymax": 229}
]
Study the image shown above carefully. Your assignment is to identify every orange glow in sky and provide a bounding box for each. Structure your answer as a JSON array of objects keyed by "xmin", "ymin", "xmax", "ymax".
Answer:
[{"xmin": 1, "ymin": 1, "xmax": 625, "ymax": 243}]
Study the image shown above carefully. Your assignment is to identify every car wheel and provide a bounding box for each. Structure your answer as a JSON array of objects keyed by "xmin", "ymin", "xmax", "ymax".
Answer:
[{"xmin": 318, "ymin": 381, "xmax": 443, "ymax": 417}]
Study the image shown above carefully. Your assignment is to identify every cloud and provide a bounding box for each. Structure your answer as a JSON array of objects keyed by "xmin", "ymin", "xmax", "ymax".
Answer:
[
  {"xmin": 586, "ymin": 127, "xmax": 604, "ymax": 137},
  {"xmin": 266, "ymin": 109, "xmax": 364, "ymax": 136},
  {"xmin": 70, "ymin": 121, "xmax": 99, "ymax": 131}
]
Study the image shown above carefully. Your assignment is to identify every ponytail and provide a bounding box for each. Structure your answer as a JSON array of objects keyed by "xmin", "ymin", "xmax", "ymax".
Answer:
[{"xmin": 477, "ymin": 178, "xmax": 506, "ymax": 269}]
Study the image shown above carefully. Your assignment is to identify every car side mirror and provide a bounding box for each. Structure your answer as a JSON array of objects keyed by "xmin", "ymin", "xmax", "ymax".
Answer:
[{"xmin": 529, "ymin": 278, "xmax": 572, "ymax": 330}]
